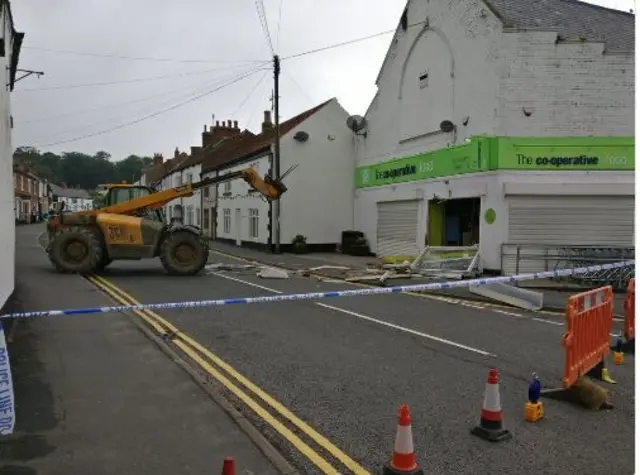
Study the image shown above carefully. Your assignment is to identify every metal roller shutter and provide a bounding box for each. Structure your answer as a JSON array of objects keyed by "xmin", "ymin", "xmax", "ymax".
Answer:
[
  {"xmin": 504, "ymin": 195, "xmax": 634, "ymax": 274},
  {"xmin": 376, "ymin": 200, "xmax": 420, "ymax": 257}
]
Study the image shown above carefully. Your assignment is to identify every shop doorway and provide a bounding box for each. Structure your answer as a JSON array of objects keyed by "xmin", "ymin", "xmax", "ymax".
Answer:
[{"xmin": 427, "ymin": 197, "xmax": 480, "ymax": 246}]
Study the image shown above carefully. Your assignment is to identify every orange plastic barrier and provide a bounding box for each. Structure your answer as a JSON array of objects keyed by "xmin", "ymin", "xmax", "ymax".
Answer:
[
  {"xmin": 624, "ymin": 279, "xmax": 635, "ymax": 342},
  {"xmin": 561, "ymin": 286, "xmax": 614, "ymax": 388}
]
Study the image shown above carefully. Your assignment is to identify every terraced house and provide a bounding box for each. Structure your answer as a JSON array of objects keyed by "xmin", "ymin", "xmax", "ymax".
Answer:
[{"xmin": 353, "ymin": 0, "xmax": 634, "ymax": 274}]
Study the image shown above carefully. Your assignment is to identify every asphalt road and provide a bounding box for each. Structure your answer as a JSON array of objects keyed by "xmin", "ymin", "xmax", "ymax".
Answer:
[{"xmin": 82, "ymin": 249, "xmax": 636, "ymax": 475}]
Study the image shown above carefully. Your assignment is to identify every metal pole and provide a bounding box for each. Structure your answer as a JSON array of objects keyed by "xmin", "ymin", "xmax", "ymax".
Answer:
[{"xmin": 273, "ymin": 54, "xmax": 281, "ymax": 254}]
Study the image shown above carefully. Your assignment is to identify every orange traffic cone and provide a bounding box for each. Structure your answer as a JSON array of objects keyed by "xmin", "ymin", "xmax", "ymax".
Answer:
[
  {"xmin": 221, "ymin": 456, "xmax": 235, "ymax": 475},
  {"xmin": 382, "ymin": 404, "xmax": 424, "ymax": 475},
  {"xmin": 471, "ymin": 368, "xmax": 511, "ymax": 442}
]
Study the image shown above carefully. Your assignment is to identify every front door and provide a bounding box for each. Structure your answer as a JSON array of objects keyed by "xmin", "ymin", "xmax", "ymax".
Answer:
[{"xmin": 234, "ymin": 208, "xmax": 242, "ymax": 246}]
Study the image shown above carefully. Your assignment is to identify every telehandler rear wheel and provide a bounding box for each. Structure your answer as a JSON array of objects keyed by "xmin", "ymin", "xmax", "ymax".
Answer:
[
  {"xmin": 48, "ymin": 226, "xmax": 103, "ymax": 275},
  {"xmin": 159, "ymin": 230, "xmax": 209, "ymax": 276}
]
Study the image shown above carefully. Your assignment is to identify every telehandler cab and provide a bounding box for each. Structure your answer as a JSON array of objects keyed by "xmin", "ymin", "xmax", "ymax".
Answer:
[{"xmin": 46, "ymin": 167, "xmax": 289, "ymax": 276}]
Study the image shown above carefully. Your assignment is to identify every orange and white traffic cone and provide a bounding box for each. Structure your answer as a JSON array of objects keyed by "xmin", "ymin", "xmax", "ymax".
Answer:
[
  {"xmin": 221, "ymin": 456, "xmax": 235, "ymax": 475},
  {"xmin": 471, "ymin": 368, "xmax": 511, "ymax": 442},
  {"xmin": 382, "ymin": 404, "xmax": 424, "ymax": 475}
]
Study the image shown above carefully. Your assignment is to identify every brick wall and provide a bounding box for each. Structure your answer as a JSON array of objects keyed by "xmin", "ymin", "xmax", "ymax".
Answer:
[{"xmin": 498, "ymin": 31, "xmax": 634, "ymax": 136}]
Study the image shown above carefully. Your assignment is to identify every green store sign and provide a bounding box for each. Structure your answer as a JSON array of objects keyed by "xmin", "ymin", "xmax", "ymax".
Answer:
[{"xmin": 355, "ymin": 136, "xmax": 635, "ymax": 189}]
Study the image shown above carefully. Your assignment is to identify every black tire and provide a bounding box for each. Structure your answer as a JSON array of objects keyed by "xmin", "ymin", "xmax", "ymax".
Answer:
[
  {"xmin": 94, "ymin": 253, "xmax": 113, "ymax": 272},
  {"xmin": 48, "ymin": 226, "xmax": 103, "ymax": 274},
  {"xmin": 159, "ymin": 230, "xmax": 209, "ymax": 276}
]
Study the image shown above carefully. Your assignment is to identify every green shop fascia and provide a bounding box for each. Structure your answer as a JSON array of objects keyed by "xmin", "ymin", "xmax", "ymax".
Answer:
[{"xmin": 354, "ymin": 136, "xmax": 635, "ymax": 189}]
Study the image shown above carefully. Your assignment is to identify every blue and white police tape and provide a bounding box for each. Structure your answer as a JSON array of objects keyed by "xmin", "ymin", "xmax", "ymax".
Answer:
[{"xmin": 0, "ymin": 260, "xmax": 634, "ymax": 320}]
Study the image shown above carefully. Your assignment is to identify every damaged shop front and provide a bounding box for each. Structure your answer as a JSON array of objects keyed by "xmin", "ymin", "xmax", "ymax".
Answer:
[{"xmin": 353, "ymin": 136, "xmax": 635, "ymax": 275}]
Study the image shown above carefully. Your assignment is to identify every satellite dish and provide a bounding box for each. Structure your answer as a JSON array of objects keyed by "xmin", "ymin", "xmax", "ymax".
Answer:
[
  {"xmin": 346, "ymin": 115, "xmax": 368, "ymax": 134},
  {"xmin": 293, "ymin": 131, "xmax": 309, "ymax": 142},
  {"xmin": 439, "ymin": 120, "xmax": 455, "ymax": 133}
]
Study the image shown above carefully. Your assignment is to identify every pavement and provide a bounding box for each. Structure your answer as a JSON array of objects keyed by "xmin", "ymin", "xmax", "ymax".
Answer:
[
  {"xmin": 0, "ymin": 224, "xmax": 288, "ymax": 475},
  {"xmin": 69, "ymin": 237, "xmax": 635, "ymax": 474}
]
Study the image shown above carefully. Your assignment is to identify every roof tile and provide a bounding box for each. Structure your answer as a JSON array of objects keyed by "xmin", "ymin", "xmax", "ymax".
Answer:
[{"xmin": 201, "ymin": 98, "xmax": 334, "ymax": 174}]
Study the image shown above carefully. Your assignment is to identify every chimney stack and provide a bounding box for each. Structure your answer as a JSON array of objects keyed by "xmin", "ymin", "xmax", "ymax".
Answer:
[
  {"xmin": 203, "ymin": 115, "xmax": 242, "ymax": 146},
  {"xmin": 174, "ymin": 147, "xmax": 180, "ymax": 159},
  {"xmin": 191, "ymin": 146, "xmax": 202, "ymax": 156},
  {"xmin": 153, "ymin": 153, "xmax": 164, "ymax": 165},
  {"xmin": 262, "ymin": 110, "xmax": 274, "ymax": 133}
]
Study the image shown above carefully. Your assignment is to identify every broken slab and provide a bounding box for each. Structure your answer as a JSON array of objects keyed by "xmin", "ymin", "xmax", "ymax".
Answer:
[
  {"xmin": 469, "ymin": 282, "xmax": 544, "ymax": 310},
  {"xmin": 256, "ymin": 267, "xmax": 290, "ymax": 279}
]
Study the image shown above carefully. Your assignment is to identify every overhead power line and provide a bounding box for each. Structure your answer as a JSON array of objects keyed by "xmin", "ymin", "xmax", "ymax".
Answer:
[
  {"xmin": 16, "ymin": 62, "xmax": 270, "ymax": 92},
  {"xmin": 276, "ymin": 0, "xmax": 285, "ymax": 51},
  {"xmin": 232, "ymin": 70, "xmax": 269, "ymax": 117},
  {"xmin": 22, "ymin": 46, "xmax": 265, "ymax": 64},
  {"xmin": 16, "ymin": 74, "xmax": 237, "ymax": 124},
  {"xmin": 282, "ymin": 21, "xmax": 425, "ymax": 60},
  {"xmin": 22, "ymin": 21, "xmax": 425, "ymax": 71},
  {"xmin": 254, "ymin": 0, "xmax": 275, "ymax": 55},
  {"xmin": 32, "ymin": 66, "xmax": 267, "ymax": 148}
]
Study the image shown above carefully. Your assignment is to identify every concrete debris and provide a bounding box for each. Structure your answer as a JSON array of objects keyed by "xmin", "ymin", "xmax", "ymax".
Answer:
[
  {"xmin": 308, "ymin": 265, "xmax": 351, "ymax": 272},
  {"xmin": 205, "ymin": 263, "xmax": 257, "ymax": 271},
  {"xmin": 257, "ymin": 267, "xmax": 290, "ymax": 279}
]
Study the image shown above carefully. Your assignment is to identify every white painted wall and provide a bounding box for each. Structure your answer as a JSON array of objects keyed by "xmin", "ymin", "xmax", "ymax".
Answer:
[
  {"xmin": 280, "ymin": 98, "xmax": 356, "ymax": 245},
  {"xmin": 498, "ymin": 32, "xmax": 634, "ymax": 136},
  {"xmin": 359, "ymin": 0, "xmax": 634, "ymax": 169},
  {"xmin": 0, "ymin": 8, "xmax": 16, "ymax": 309},
  {"xmin": 358, "ymin": 0, "xmax": 504, "ymax": 167},
  {"xmin": 215, "ymin": 156, "xmax": 271, "ymax": 244},
  {"xmin": 355, "ymin": 170, "xmax": 635, "ymax": 270}
]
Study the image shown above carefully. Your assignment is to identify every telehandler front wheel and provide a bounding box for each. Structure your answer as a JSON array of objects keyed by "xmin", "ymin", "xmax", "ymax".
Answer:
[
  {"xmin": 48, "ymin": 226, "xmax": 103, "ymax": 275},
  {"xmin": 159, "ymin": 231, "xmax": 209, "ymax": 276}
]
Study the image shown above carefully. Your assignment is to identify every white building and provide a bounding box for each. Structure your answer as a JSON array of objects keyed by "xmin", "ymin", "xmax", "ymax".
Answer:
[
  {"xmin": 159, "ymin": 120, "xmax": 245, "ymax": 227},
  {"xmin": 354, "ymin": 0, "xmax": 635, "ymax": 273},
  {"xmin": 1, "ymin": 1, "xmax": 23, "ymax": 310},
  {"xmin": 202, "ymin": 99, "xmax": 356, "ymax": 250},
  {"xmin": 49, "ymin": 184, "xmax": 94, "ymax": 212}
]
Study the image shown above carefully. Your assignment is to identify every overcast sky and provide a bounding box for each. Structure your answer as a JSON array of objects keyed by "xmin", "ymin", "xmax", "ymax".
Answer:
[{"xmin": 10, "ymin": 0, "xmax": 635, "ymax": 160}]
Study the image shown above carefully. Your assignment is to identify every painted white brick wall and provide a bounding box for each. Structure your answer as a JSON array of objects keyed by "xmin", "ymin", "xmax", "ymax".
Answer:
[
  {"xmin": 498, "ymin": 31, "xmax": 634, "ymax": 136},
  {"xmin": 359, "ymin": 0, "xmax": 635, "ymax": 168},
  {"xmin": 359, "ymin": 0, "xmax": 504, "ymax": 166}
]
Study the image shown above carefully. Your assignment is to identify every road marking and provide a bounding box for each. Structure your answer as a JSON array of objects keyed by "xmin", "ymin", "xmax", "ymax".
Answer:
[
  {"xmin": 209, "ymin": 249, "xmax": 626, "ymax": 322},
  {"xmin": 210, "ymin": 272, "xmax": 497, "ymax": 358},
  {"xmin": 88, "ymin": 274, "xmax": 369, "ymax": 475}
]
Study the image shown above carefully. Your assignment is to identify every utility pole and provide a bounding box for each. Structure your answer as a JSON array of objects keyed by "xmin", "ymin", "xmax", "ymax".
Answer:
[{"xmin": 273, "ymin": 54, "xmax": 282, "ymax": 254}]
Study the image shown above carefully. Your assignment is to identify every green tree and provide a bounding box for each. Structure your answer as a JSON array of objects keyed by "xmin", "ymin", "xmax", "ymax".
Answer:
[{"xmin": 12, "ymin": 147, "xmax": 153, "ymax": 190}]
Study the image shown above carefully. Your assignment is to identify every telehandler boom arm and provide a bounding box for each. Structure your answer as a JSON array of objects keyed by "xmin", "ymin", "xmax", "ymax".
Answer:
[{"xmin": 96, "ymin": 167, "xmax": 287, "ymax": 216}]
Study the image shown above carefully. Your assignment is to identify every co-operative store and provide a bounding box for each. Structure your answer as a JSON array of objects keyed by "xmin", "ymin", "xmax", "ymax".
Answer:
[{"xmin": 353, "ymin": 136, "xmax": 635, "ymax": 274}]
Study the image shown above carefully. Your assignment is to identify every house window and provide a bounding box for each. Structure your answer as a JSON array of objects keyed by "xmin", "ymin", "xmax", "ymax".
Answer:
[
  {"xmin": 223, "ymin": 208, "xmax": 231, "ymax": 234},
  {"xmin": 186, "ymin": 173, "xmax": 193, "ymax": 184},
  {"xmin": 223, "ymin": 180, "xmax": 231, "ymax": 194},
  {"xmin": 186, "ymin": 205, "xmax": 194, "ymax": 225},
  {"xmin": 249, "ymin": 208, "xmax": 259, "ymax": 239},
  {"xmin": 196, "ymin": 207, "xmax": 201, "ymax": 226},
  {"xmin": 203, "ymin": 208, "xmax": 210, "ymax": 231},
  {"xmin": 203, "ymin": 186, "xmax": 210, "ymax": 198},
  {"xmin": 174, "ymin": 175, "xmax": 182, "ymax": 187}
]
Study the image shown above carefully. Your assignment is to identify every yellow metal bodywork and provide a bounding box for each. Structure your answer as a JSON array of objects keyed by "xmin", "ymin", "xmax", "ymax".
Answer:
[{"xmin": 96, "ymin": 213, "xmax": 144, "ymax": 245}]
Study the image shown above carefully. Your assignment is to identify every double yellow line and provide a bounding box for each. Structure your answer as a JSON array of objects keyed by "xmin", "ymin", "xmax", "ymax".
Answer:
[{"xmin": 86, "ymin": 274, "xmax": 369, "ymax": 475}]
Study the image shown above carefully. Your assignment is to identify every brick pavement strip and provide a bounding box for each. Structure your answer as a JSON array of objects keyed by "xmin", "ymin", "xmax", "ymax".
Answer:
[{"xmin": 0, "ymin": 225, "xmax": 290, "ymax": 475}]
